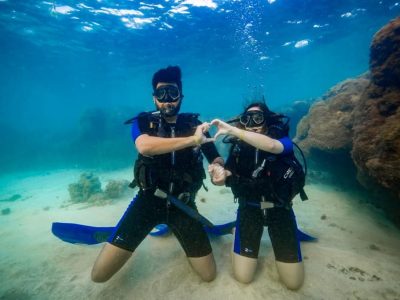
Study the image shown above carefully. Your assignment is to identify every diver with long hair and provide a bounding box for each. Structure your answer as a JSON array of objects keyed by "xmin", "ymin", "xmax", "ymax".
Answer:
[{"xmin": 208, "ymin": 100, "xmax": 306, "ymax": 289}]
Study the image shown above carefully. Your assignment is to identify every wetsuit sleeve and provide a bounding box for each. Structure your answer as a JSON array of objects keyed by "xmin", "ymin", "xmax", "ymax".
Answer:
[
  {"xmin": 131, "ymin": 113, "xmax": 150, "ymax": 143},
  {"xmin": 194, "ymin": 118, "xmax": 221, "ymax": 163},
  {"xmin": 278, "ymin": 137, "xmax": 293, "ymax": 155},
  {"xmin": 223, "ymin": 147, "xmax": 239, "ymax": 187},
  {"xmin": 201, "ymin": 135, "xmax": 221, "ymax": 163},
  {"xmin": 131, "ymin": 119, "xmax": 142, "ymax": 142}
]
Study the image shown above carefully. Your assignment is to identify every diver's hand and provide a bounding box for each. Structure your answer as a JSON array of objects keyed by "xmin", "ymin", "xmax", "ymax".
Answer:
[
  {"xmin": 210, "ymin": 119, "xmax": 235, "ymax": 140},
  {"xmin": 192, "ymin": 122, "xmax": 213, "ymax": 146},
  {"xmin": 208, "ymin": 164, "xmax": 231, "ymax": 186}
]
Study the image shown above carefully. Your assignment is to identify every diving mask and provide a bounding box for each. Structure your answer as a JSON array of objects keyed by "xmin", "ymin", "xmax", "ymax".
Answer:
[
  {"xmin": 153, "ymin": 85, "xmax": 181, "ymax": 103},
  {"xmin": 239, "ymin": 111, "xmax": 265, "ymax": 128}
]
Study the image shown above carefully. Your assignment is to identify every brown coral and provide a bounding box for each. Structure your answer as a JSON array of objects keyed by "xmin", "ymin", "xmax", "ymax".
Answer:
[
  {"xmin": 296, "ymin": 75, "xmax": 370, "ymax": 154},
  {"xmin": 296, "ymin": 17, "xmax": 400, "ymax": 223}
]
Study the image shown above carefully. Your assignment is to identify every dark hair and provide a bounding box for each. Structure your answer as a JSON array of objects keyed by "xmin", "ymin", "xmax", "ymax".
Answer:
[
  {"xmin": 241, "ymin": 100, "xmax": 289, "ymax": 138},
  {"xmin": 238, "ymin": 101, "xmax": 273, "ymax": 129},
  {"xmin": 243, "ymin": 101, "xmax": 271, "ymax": 116},
  {"xmin": 152, "ymin": 66, "xmax": 182, "ymax": 91},
  {"xmin": 237, "ymin": 100, "xmax": 279, "ymax": 129}
]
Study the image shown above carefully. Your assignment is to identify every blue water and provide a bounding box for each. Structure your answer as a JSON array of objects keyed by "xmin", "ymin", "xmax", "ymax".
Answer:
[
  {"xmin": 1, "ymin": 2, "xmax": 400, "ymax": 299},
  {"xmin": 0, "ymin": 0, "xmax": 399, "ymax": 172}
]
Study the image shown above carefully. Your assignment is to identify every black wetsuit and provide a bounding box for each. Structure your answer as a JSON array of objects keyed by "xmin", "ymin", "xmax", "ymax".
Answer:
[
  {"xmin": 225, "ymin": 135, "xmax": 302, "ymax": 263},
  {"xmin": 108, "ymin": 112, "xmax": 220, "ymax": 257}
]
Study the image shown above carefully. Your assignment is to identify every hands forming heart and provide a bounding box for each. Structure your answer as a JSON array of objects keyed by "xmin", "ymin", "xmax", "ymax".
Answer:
[
  {"xmin": 193, "ymin": 119, "xmax": 235, "ymax": 145},
  {"xmin": 193, "ymin": 119, "xmax": 235, "ymax": 185}
]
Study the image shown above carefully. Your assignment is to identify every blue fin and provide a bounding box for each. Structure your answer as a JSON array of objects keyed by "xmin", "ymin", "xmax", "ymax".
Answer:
[
  {"xmin": 203, "ymin": 222, "xmax": 317, "ymax": 241},
  {"xmin": 51, "ymin": 221, "xmax": 236, "ymax": 245},
  {"xmin": 297, "ymin": 228, "xmax": 317, "ymax": 242},
  {"xmin": 51, "ymin": 222, "xmax": 317, "ymax": 245},
  {"xmin": 51, "ymin": 222, "xmax": 171, "ymax": 245},
  {"xmin": 204, "ymin": 221, "xmax": 236, "ymax": 235},
  {"xmin": 51, "ymin": 222, "xmax": 114, "ymax": 245},
  {"xmin": 149, "ymin": 224, "xmax": 170, "ymax": 236}
]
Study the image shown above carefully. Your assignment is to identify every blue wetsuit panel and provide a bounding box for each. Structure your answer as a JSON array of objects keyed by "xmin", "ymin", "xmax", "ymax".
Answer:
[
  {"xmin": 278, "ymin": 137, "xmax": 293, "ymax": 155},
  {"xmin": 131, "ymin": 118, "xmax": 142, "ymax": 142}
]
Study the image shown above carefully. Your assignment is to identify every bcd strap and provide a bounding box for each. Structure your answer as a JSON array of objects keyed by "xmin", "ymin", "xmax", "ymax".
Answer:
[
  {"xmin": 124, "ymin": 111, "xmax": 160, "ymax": 125},
  {"xmin": 299, "ymin": 188, "xmax": 308, "ymax": 201},
  {"xmin": 129, "ymin": 179, "xmax": 137, "ymax": 189}
]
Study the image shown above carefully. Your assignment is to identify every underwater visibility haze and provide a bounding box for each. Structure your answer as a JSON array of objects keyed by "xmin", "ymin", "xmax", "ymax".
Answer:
[
  {"xmin": 1, "ymin": 0, "xmax": 399, "ymax": 171},
  {"xmin": 0, "ymin": 0, "xmax": 400, "ymax": 299}
]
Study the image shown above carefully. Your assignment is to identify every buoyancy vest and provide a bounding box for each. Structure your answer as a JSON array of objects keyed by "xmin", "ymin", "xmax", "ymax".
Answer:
[
  {"xmin": 225, "ymin": 122, "xmax": 307, "ymax": 208},
  {"xmin": 129, "ymin": 112, "xmax": 206, "ymax": 196}
]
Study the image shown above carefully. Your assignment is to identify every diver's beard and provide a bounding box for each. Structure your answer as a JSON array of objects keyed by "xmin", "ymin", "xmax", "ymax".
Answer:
[{"xmin": 158, "ymin": 101, "xmax": 181, "ymax": 117}]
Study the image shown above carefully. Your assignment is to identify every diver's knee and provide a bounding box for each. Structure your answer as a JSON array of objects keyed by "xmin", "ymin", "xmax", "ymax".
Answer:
[
  {"xmin": 276, "ymin": 261, "xmax": 304, "ymax": 290},
  {"xmin": 91, "ymin": 267, "xmax": 111, "ymax": 283},
  {"xmin": 232, "ymin": 253, "xmax": 257, "ymax": 284},
  {"xmin": 198, "ymin": 259, "xmax": 216, "ymax": 282},
  {"xmin": 91, "ymin": 243, "xmax": 132, "ymax": 283},
  {"xmin": 188, "ymin": 253, "xmax": 216, "ymax": 282},
  {"xmin": 280, "ymin": 275, "xmax": 304, "ymax": 290},
  {"xmin": 233, "ymin": 269, "xmax": 255, "ymax": 284},
  {"xmin": 200, "ymin": 268, "xmax": 216, "ymax": 282}
]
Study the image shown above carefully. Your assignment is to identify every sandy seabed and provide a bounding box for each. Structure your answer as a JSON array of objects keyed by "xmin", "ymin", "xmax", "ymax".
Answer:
[{"xmin": 0, "ymin": 168, "xmax": 399, "ymax": 300}]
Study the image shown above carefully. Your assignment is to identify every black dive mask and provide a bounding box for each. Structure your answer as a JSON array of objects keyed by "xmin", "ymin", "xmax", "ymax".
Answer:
[
  {"xmin": 153, "ymin": 85, "xmax": 181, "ymax": 103},
  {"xmin": 239, "ymin": 111, "xmax": 265, "ymax": 128}
]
